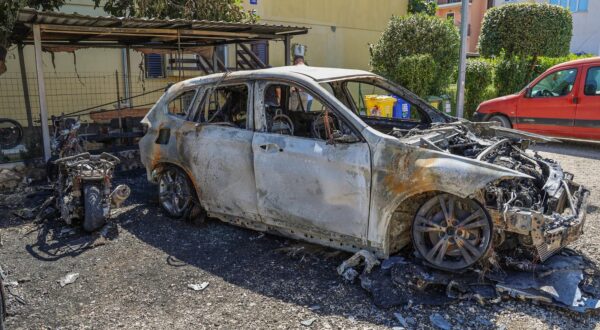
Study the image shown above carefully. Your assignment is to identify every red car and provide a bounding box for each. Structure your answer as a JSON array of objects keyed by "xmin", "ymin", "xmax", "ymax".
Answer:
[{"xmin": 473, "ymin": 57, "xmax": 600, "ymax": 140}]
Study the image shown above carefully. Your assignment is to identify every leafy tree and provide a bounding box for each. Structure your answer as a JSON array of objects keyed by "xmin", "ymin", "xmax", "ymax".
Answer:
[
  {"xmin": 0, "ymin": 0, "xmax": 65, "ymax": 75},
  {"xmin": 479, "ymin": 3, "xmax": 572, "ymax": 58},
  {"xmin": 370, "ymin": 14, "xmax": 459, "ymax": 97},
  {"xmin": 408, "ymin": 0, "xmax": 437, "ymax": 16},
  {"xmin": 94, "ymin": 0, "xmax": 257, "ymax": 23}
]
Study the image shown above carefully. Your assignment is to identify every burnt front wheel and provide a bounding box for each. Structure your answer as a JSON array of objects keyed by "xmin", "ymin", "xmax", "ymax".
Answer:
[
  {"xmin": 411, "ymin": 194, "xmax": 492, "ymax": 271},
  {"xmin": 83, "ymin": 184, "xmax": 106, "ymax": 232},
  {"xmin": 158, "ymin": 167, "xmax": 195, "ymax": 219}
]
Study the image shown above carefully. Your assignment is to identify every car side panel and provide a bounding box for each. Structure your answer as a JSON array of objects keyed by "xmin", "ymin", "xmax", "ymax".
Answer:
[
  {"xmin": 180, "ymin": 124, "xmax": 259, "ymax": 220},
  {"xmin": 573, "ymin": 63, "xmax": 600, "ymax": 139},
  {"xmin": 514, "ymin": 65, "xmax": 581, "ymax": 137}
]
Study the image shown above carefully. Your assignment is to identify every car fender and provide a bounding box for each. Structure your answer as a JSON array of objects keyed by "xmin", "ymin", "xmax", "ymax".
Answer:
[{"xmin": 367, "ymin": 138, "xmax": 532, "ymax": 254}]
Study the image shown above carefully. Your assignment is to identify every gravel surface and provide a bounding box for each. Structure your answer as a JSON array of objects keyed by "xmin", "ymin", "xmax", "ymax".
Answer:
[{"xmin": 1, "ymin": 142, "xmax": 599, "ymax": 329}]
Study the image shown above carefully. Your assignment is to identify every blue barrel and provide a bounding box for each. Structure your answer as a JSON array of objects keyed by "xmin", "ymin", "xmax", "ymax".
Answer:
[{"xmin": 392, "ymin": 95, "xmax": 411, "ymax": 119}]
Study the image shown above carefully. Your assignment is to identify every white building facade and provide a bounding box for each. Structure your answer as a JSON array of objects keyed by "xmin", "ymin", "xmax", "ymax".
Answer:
[{"xmin": 494, "ymin": 0, "xmax": 599, "ymax": 55}]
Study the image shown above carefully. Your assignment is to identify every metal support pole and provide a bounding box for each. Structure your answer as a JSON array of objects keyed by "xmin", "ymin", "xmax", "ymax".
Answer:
[
  {"xmin": 32, "ymin": 24, "xmax": 51, "ymax": 161},
  {"xmin": 17, "ymin": 44, "xmax": 33, "ymax": 128},
  {"xmin": 212, "ymin": 46, "xmax": 218, "ymax": 73},
  {"xmin": 455, "ymin": 0, "xmax": 470, "ymax": 118},
  {"xmin": 284, "ymin": 36, "xmax": 291, "ymax": 66},
  {"xmin": 126, "ymin": 46, "xmax": 132, "ymax": 106},
  {"xmin": 115, "ymin": 70, "xmax": 122, "ymax": 132}
]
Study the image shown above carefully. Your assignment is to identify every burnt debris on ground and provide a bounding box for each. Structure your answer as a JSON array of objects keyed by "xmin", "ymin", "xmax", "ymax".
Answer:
[{"xmin": 340, "ymin": 248, "xmax": 600, "ymax": 313}]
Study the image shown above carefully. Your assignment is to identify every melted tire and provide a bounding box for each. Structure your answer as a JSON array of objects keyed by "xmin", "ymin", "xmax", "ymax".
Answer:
[
  {"xmin": 158, "ymin": 167, "xmax": 196, "ymax": 220},
  {"xmin": 83, "ymin": 184, "xmax": 106, "ymax": 232}
]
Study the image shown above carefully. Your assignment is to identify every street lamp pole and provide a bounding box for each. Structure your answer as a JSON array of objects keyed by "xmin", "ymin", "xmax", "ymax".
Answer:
[{"xmin": 456, "ymin": 0, "xmax": 470, "ymax": 118}]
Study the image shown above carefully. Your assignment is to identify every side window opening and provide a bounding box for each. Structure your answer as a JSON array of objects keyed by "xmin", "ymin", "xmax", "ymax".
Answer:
[
  {"xmin": 195, "ymin": 84, "xmax": 249, "ymax": 129},
  {"xmin": 168, "ymin": 89, "xmax": 197, "ymax": 118},
  {"xmin": 584, "ymin": 67, "xmax": 600, "ymax": 96},
  {"xmin": 344, "ymin": 81, "xmax": 422, "ymax": 122},
  {"xmin": 530, "ymin": 68, "xmax": 578, "ymax": 98},
  {"xmin": 263, "ymin": 82, "xmax": 358, "ymax": 142}
]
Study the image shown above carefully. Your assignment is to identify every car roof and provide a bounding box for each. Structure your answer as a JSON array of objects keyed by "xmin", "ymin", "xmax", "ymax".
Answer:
[
  {"xmin": 189, "ymin": 66, "xmax": 377, "ymax": 85},
  {"xmin": 549, "ymin": 56, "xmax": 600, "ymax": 71},
  {"xmin": 258, "ymin": 65, "xmax": 376, "ymax": 82}
]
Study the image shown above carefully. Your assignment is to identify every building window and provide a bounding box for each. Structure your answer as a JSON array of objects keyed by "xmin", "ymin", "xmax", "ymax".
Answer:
[
  {"xmin": 446, "ymin": 13, "xmax": 455, "ymax": 23},
  {"xmin": 145, "ymin": 53, "xmax": 165, "ymax": 78},
  {"xmin": 251, "ymin": 41, "xmax": 269, "ymax": 66},
  {"xmin": 549, "ymin": 0, "xmax": 588, "ymax": 12}
]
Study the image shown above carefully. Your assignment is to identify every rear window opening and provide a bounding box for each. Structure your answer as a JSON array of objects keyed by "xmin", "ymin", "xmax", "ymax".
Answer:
[{"xmin": 194, "ymin": 84, "xmax": 249, "ymax": 129}]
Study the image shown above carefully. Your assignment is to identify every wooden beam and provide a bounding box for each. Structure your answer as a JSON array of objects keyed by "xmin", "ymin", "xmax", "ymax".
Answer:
[
  {"xmin": 37, "ymin": 24, "xmax": 276, "ymax": 39},
  {"xmin": 284, "ymin": 35, "xmax": 291, "ymax": 66},
  {"xmin": 17, "ymin": 44, "xmax": 33, "ymax": 128},
  {"xmin": 32, "ymin": 24, "xmax": 51, "ymax": 161}
]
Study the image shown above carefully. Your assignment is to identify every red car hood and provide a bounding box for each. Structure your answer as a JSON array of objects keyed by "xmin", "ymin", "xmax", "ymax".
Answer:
[{"xmin": 479, "ymin": 93, "xmax": 520, "ymax": 108}]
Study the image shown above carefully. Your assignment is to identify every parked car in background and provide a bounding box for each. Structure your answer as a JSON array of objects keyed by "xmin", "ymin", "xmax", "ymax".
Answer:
[
  {"xmin": 140, "ymin": 66, "xmax": 589, "ymax": 271},
  {"xmin": 473, "ymin": 57, "xmax": 600, "ymax": 140}
]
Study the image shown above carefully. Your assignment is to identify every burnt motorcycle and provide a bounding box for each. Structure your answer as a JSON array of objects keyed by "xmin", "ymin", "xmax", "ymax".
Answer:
[{"xmin": 53, "ymin": 152, "xmax": 124, "ymax": 232}]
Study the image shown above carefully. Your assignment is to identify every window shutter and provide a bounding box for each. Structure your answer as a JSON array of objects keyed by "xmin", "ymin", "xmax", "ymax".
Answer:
[{"xmin": 145, "ymin": 54, "xmax": 164, "ymax": 78}]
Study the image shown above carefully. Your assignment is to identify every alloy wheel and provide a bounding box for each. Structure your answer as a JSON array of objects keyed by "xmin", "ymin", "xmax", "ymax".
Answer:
[{"xmin": 412, "ymin": 193, "xmax": 492, "ymax": 271}]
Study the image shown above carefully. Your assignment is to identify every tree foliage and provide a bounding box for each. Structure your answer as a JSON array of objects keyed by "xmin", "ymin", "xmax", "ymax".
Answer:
[
  {"xmin": 479, "ymin": 3, "xmax": 572, "ymax": 58},
  {"xmin": 408, "ymin": 0, "xmax": 437, "ymax": 16},
  {"xmin": 0, "ymin": 0, "xmax": 66, "ymax": 74},
  {"xmin": 370, "ymin": 14, "xmax": 459, "ymax": 96},
  {"xmin": 94, "ymin": 0, "xmax": 257, "ymax": 23}
]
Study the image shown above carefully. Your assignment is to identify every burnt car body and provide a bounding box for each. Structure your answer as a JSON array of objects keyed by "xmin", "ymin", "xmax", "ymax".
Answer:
[{"xmin": 139, "ymin": 66, "xmax": 590, "ymax": 271}]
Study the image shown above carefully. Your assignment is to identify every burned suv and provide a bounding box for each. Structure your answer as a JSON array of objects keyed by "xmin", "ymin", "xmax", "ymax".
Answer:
[{"xmin": 139, "ymin": 66, "xmax": 589, "ymax": 271}]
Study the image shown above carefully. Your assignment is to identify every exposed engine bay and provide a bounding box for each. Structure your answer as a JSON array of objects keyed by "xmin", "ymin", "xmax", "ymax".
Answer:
[{"xmin": 389, "ymin": 121, "xmax": 589, "ymax": 261}]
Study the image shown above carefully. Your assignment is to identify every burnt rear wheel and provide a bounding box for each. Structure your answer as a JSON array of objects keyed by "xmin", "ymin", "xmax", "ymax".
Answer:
[
  {"xmin": 158, "ymin": 167, "xmax": 195, "ymax": 219},
  {"xmin": 411, "ymin": 193, "xmax": 492, "ymax": 271}
]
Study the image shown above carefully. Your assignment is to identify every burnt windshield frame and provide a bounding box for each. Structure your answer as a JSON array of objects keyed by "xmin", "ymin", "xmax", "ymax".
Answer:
[{"xmin": 330, "ymin": 76, "xmax": 451, "ymax": 124}]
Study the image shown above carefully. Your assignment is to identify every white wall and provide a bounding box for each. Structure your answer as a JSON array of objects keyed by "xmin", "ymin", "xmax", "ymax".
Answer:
[{"xmin": 570, "ymin": 1, "xmax": 600, "ymax": 55}]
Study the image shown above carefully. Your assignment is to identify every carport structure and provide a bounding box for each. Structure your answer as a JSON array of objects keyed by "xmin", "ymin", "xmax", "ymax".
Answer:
[{"xmin": 9, "ymin": 9, "xmax": 308, "ymax": 161}]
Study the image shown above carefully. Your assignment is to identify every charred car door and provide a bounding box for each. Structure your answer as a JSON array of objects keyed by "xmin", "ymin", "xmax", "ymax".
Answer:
[
  {"xmin": 180, "ymin": 82, "xmax": 259, "ymax": 220},
  {"xmin": 251, "ymin": 80, "xmax": 371, "ymax": 242}
]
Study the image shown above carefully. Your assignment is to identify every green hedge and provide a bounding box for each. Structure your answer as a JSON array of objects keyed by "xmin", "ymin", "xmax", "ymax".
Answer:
[
  {"xmin": 479, "ymin": 3, "xmax": 572, "ymax": 58},
  {"xmin": 390, "ymin": 54, "xmax": 435, "ymax": 98},
  {"xmin": 494, "ymin": 53, "xmax": 592, "ymax": 96},
  {"xmin": 465, "ymin": 59, "xmax": 494, "ymax": 119},
  {"xmin": 370, "ymin": 14, "xmax": 460, "ymax": 97}
]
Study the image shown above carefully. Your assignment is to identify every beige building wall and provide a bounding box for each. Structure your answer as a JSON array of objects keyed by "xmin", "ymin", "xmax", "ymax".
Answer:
[
  {"xmin": 242, "ymin": 0, "xmax": 409, "ymax": 69},
  {"xmin": 1, "ymin": 0, "xmax": 409, "ymax": 126}
]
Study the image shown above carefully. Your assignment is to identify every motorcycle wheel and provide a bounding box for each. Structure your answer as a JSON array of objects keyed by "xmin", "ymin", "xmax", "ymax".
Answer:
[
  {"xmin": 83, "ymin": 184, "xmax": 106, "ymax": 232},
  {"xmin": 0, "ymin": 118, "xmax": 23, "ymax": 150}
]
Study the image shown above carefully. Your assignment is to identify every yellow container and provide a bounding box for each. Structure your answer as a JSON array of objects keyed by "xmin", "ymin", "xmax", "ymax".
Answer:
[{"xmin": 364, "ymin": 95, "xmax": 397, "ymax": 118}]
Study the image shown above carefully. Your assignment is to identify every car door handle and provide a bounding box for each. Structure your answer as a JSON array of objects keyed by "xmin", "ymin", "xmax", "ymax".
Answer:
[{"xmin": 259, "ymin": 143, "xmax": 283, "ymax": 152}]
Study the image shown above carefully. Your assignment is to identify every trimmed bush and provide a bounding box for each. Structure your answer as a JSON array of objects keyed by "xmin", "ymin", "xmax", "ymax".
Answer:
[
  {"xmin": 465, "ymin": 59, "xmax": 494, "ymax": 119},
  {"xmin": 479, "ymin": 3, "xmax": 572, "ymax": 58},
  {"xmin": 370, "ymin": 14, "xmax": 460, "ymax": 97},
  {"xmin": 390, "ymin": 54, "xmax": 435, "ymax": 98}
]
